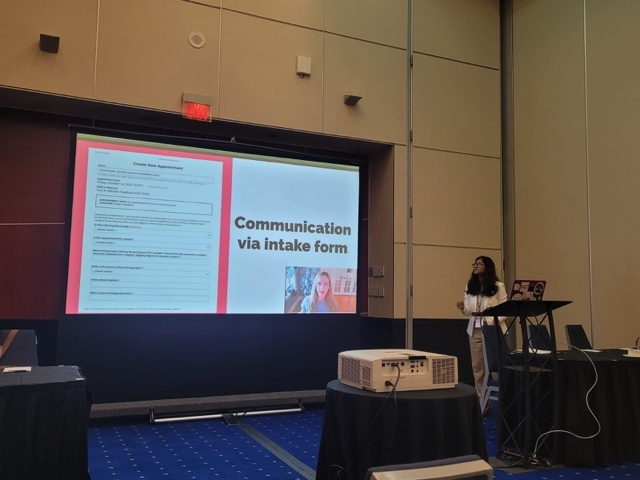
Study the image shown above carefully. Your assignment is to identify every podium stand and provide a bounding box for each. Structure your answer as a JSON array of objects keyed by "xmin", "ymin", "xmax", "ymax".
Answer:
[{"xmin": 481, "ymin": 300, "xmax": 571, "ymax": 467}]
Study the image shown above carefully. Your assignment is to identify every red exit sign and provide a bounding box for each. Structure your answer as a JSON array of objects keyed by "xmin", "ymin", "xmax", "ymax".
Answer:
[
  {"xmin": 182, "ymin": 93, "xmax": 213, "ymax": 122},
  {"xmin": 184, "ymin": 102, "xmax": 212, "ymax": 122}
]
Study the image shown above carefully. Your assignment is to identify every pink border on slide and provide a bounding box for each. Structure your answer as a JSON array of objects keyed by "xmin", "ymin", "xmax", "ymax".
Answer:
[
  {"xmin": 65, "ymin": 141, "xmax": 90, "ymax": 313},
  {"xmin": 66, "ymin": 139, "xmax": 233, "ymax": 314}
]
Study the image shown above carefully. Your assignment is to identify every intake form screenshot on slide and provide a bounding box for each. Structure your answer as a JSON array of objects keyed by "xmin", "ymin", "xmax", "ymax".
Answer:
[{"xmin": 77, "ymin": 148, "xmax": 224, "ymax": 313}]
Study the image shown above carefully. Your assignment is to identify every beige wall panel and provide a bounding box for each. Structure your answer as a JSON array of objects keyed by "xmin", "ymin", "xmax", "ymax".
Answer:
[
  {"xmin": 394, "ymin": 145, "xmax": 408, "ymax": 244},
  {"xmin": 413, "ymin": 54, "xmax": 500, "ymax": 157},
  {"xmin": 186, "ymin": 0, "xmax": 220, "ymax": 7},
  {"xmin": 368, "ymin": 147, "xmax": 395, "ymax": 319},
  {"xmin": 511, "ymin": 0, "xmax": 591, "ymax": 337},
  {"xmin": 394, "ymin": 243, "xmax": 406, "ymax": 319},
  {"xmin": 413, "ymin": 245, "xmax": 502, "ymax": 319},
  {"xmin": 223, "ymin": 0, "xmax": 323, "ymax": 30},
  {"xmin": 412, "ymin": 148, "xmax": 501, "ymax": 249},
  {"xmin": 219, "ymin": 11, "xmax": 323, "ymax": 132},
  {"xmin": 95, "ymin": 0, "xmax": 219, "ymax": 114},
  {"xmin": 325, "ymin": 0, "xmax": 407, "ymax": 48},
  {"xmin": 0, "ymin": 0, "xmax": 97, "ymax": 98},
  {"xmin": 323, "ymin": 35, "xmax": 406, "ymax": 144},
  {"xmin": 413, "ymin": 0, "xmax": 499, "ymax": 68},
  {"xmin": 584, "ymin": 0, "xmax": 640, "ymax": 348}
]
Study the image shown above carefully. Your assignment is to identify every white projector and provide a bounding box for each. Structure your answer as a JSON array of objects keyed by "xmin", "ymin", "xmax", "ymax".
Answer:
[{"xmin": 338, "ymin": 349, "xmax": 458, "ymax": 392}]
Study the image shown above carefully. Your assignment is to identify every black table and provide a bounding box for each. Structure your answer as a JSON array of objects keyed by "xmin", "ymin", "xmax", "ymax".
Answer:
[
  {"xmin": 0, "ymin": 366, "xmax": 91, "ymax": 480},
  {"xmin": 554, "ymin": 349, "xmax": 640, "ymax": 466},
  {"xmin": 315, "ymin": 380, "xmax": 487, "ymax": 480},
  {"xmin": 499, "ymin": 349, "xmax": 640, "ymax": 467}
]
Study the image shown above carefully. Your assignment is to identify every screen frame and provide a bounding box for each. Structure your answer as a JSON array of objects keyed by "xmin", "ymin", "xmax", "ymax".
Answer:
[{"xmin": 61, "ymin": 125, "xmax": 368, "ymax": 317}]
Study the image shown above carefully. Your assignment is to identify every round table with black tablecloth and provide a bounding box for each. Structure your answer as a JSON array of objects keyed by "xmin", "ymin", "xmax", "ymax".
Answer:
[{"xmin": 315, "ymin": 380, "xmax": 487, "ymax": 480}]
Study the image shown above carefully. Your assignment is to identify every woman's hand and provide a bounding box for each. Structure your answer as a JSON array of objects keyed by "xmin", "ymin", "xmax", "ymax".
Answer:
[{"xmin": 456, "ymin": 300, "xmax": 464, "ymax": 311}]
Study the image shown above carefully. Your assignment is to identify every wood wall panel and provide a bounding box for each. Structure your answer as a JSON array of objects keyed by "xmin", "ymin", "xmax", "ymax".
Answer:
[
  {"xmin": 219, "ymin": 11, "xmax": 323, "ymax": 132},
  {"xmin": 223, "ymin": 0, "xmax": 323, "ymax": 29},
  {"xmin": 394, "ymin": 145, "xmax": 407, "ymax": 244},
  {"xmin": 413, "ymin": 54, "xmax": 500, "ymax": 157},
  {"xmin": 326, "ymin": 0, "xmax": 407, "ymax": 48},
  {"xmin": 323, "ymin": 34, "xmax": 406, "ymax": 143},
  {"xmin": 585, "ymin": 0, "xmax": 640, "ymax": 347},
  {"xmin": 0, "ymin": 224, "xmax": 65, "ymax": 319},
  {"xmin": 412, "ymin": 147, "xmax": 501, "ymax": 249},
  {"xmin": 0, "ymin": 0, "xmax": 97, "ymax": 98},
  {"xmin": 95, "ymin": 0, "xmax": 220, "ymax": 114},
  {"xmin": 511, "ymin": 0, "xmax": 592, "ymax": 341},
  {"xmin": 186, "ymin": 0, "xmax": 219, "ymax": 7},
  {"xmin": 367, "ymin": 147, "xmax": 394, "ymax": 318},
  {"xmin": 0, "ymin": 110, "xmax": 70, "ymax": 223},
  {"xmin": 413, "ymin": 0, "xmax": 500, "ymax": 68},
  {"xmin": 413, "ymin": 245, "xmax": 503, "ymax": 319},
  {"xmin": 394, "ymin": 243, "xmax": 406, "ymax": 319}
]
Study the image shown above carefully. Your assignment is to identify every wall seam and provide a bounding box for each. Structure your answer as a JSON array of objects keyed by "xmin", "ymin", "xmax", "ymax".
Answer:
[
  {"xmin": 93, "ymin": 0, "xmax": 101, "ymax": 103},
  {"xmin": 405, "ymin": 0, "xmax": 414, "ymax": 347},
  {"xmin": 501, "ymin": 0, "xmax": 515, "ymax": 286},
  {"xmin": 582, "ymin": 0, "xmax": 595, "ymax": 344}
]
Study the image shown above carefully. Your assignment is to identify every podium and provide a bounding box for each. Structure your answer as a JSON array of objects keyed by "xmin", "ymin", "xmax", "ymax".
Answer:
[{"xmin": 481, "ymin": 300, "xmax": 571, "ymax": 467}]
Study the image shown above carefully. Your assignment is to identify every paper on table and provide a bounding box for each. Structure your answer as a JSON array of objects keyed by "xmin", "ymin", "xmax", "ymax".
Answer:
[
  {"xmin": 511, "ymin": 349, "xmax": 552, "ymax": 354},
  {"xmin": 2, "ymin": 366, "xmax": 32, "ymax": 373}
]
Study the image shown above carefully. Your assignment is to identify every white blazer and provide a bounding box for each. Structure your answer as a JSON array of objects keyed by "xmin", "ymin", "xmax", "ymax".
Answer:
[{"xmin": 462, "ymin": 281, "xmax": 508, "ymax": 336}]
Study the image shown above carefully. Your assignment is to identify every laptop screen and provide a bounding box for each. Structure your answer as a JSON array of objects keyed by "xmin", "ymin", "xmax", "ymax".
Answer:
[{"xmin": 509, "ymin": 280, "xmax": 546, "ymax": 301}]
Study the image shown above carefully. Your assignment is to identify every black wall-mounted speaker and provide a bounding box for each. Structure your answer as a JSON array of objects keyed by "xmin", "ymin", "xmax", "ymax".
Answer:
[
  {"xmin": 344, "ymin": 94, "xmax": 362, "ymax": 106},
  {"xmin": 39, "ymin": 34, "xmax": 60, "ymax": 54}
]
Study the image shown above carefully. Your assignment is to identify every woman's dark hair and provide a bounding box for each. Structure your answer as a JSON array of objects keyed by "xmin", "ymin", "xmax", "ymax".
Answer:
[{"xmin": 466, "ymin": 256, "xmax": 500, "ymax": 296}]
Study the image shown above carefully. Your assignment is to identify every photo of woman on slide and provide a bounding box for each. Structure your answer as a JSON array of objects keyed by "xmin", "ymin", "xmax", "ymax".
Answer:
[
  {"xmin": 299, "ymin": 271, "xmax": 339, "ymax": 313},
  {"xmin": 284, "ymin": 266, "xmax": 356, "ymax": 313}
]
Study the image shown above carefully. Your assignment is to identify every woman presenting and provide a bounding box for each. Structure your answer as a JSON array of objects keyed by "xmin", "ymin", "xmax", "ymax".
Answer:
[{"xmin": 456, "ymin": 256, "xmax": 507, "ymax": 412}]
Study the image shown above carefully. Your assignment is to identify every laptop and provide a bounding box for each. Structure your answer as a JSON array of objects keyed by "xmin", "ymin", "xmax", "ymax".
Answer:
[{"xmin": 509, "ymin": 279, "xmax": 546, "ymax": 301}]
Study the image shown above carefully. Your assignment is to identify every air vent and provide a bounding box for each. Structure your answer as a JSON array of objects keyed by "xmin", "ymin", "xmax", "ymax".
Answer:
[
  {"xmin": 362, "ymin": 366, "xmax": 372, "ymax": 388},
  {"xmin": 432, "ymin": 357, "xmax": 457, "ymax": 385},
  {"xmin": 340, "ymin": 357, "xmax": 361, "ymax": 384}
]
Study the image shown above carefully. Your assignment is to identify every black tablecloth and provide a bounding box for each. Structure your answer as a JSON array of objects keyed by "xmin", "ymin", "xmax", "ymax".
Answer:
[
  {"xmin": 498, "ymin": 349, "xmax": 640, "ymax": 467},
  {"xmin": 553, "ymin": 349, "xmax": 640, "ymax": 466},
  {"xmin": 0, "ymin": 366, "xmax": 91, "ymax": 480},
  {"xmin": 315, "ymin": 380, "xmax": 487, "ymax": 480}
]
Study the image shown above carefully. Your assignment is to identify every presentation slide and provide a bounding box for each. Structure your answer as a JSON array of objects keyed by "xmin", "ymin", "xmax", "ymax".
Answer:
[{"xmin": 65, "ymin": 133, "xmax": 360, "ymax": 314}]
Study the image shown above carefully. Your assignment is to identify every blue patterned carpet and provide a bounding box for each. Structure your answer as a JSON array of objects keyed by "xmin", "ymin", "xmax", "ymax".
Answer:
[{"xmin": 88, "ymin": 404, "xmax": 640, "ymax": 479}]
